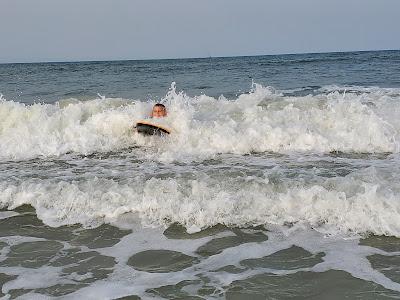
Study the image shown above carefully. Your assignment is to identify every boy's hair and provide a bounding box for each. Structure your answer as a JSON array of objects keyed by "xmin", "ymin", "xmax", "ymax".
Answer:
[{"xmin": 154, "ymin": 103, "xmax": 166, "ymax": 109}]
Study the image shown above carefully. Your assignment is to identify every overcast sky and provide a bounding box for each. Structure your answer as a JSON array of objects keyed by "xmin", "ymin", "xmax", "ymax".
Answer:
[{"xmin": 1, "ymin": 0, "xmax": 399, "ymax": 63}]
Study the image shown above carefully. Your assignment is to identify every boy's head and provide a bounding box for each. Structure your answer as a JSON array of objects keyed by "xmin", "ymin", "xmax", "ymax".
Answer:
[{"xmin": 151, "ymin": 103, "xmax": 167, "ymax": 118}]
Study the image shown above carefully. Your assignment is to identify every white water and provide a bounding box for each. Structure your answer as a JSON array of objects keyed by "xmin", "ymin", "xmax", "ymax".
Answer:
[
  {"xmin": 1, "ymin": 84, "xmax": 400, "ymax": 237},
  {"xmin": 2, "ymin": 226, "xmax": 399, "ymax": 299},
  {"xmin": 1, "ymin": 161, "xmax": 400, "ymax": 236},
  {"xmin": 0, "ymin": 83, "xmax": 399, "ymax": 161}
]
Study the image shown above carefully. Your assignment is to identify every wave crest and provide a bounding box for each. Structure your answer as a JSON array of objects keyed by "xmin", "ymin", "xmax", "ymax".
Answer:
[{"xmin": 0, "ymin": 83, "xmax": 399, "ymax": 161}]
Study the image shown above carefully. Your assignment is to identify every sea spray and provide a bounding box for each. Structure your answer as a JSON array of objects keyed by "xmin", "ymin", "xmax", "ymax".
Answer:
[
  {"xmin": 1, "ymin": 160, "xmax": 400, "ymax": 236},
  {"xmin": 0, "ymin": 84, "xmax": 399, "ymax": 161}
]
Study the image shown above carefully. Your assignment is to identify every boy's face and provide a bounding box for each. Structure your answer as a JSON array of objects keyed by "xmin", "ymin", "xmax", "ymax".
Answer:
[{"xmin": 152, "ymin": 106, "xmax": 167, "ymax": 118}]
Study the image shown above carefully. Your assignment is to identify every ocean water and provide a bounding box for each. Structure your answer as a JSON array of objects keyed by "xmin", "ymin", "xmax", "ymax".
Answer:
[{"xmin": 1, "ymin": 50, "xmax": 400, "ymax": 299}]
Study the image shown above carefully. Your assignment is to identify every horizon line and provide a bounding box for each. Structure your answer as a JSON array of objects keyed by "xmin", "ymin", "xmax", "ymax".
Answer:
[{"xmin": 0, "ymin": 48, "xmax": 399, "ymax": 66}]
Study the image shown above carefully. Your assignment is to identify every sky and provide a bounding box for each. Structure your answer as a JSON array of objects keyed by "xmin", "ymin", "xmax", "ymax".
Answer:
[{"xmin": 0, "ymin": 0, "xmax": 400, "ymax": 63}]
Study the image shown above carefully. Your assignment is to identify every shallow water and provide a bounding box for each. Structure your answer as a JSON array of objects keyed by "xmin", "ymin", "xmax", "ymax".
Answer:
[
  {"xmin": 1, "ymin": 50, "xmax": 400, "ymax": 299},
  {"xmin": 1, "ymin": 208, "xmax": 400, "ymax": 299}
]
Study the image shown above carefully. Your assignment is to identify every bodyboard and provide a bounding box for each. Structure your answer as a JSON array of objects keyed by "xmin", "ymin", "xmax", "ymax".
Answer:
[{"xmin": 135, "ymin": 120, "xmax": 171, "ymax": 136}]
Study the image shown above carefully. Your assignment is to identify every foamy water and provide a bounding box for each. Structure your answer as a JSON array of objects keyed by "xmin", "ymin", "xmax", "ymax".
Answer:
[
  {"xmin": 1, "ymin": 84, "xmax": 400, "ymax": 237},
  {"xmin": 1, "ymin": 83, "xmax": 399, "ymax": 161}
]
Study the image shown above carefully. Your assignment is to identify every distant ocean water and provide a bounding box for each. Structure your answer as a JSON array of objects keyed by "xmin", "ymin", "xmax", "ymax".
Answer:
[{"xmin": 1, "ymin": 50, "xmax": 400, "ymax": 299}]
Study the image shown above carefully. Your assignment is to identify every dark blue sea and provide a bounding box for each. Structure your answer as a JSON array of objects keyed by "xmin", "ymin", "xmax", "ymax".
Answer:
[{"xmin": 0, "ymin": 50, "xmax": 400, "ymax": 299}]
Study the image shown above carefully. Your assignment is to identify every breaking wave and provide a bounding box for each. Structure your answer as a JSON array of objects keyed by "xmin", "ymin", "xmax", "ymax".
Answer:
[
  {"xmin": 0, "ymin": 83, "xmax": 399, "ymax": 161},
  {"xmin": 1, "ymin": 84, "xmax": 400, "ymax": 237}
]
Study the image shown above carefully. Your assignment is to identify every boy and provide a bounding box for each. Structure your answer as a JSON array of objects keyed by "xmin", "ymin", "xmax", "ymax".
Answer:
[
  {"xmin": 151, "ymin": 103, "xmax": 167, "ymax": 118},
  {"xmin": 132, "ymin": 103, "xmax": 170, "ymax": 135}
]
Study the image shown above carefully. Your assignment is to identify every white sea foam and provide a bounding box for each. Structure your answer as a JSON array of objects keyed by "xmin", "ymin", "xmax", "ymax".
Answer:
[
  {"xmin": 3, "ymin": 226, "xmax": 399, "ymax": 299},
  {"xmin": 49, "ymin": 227, "xmax": 400, "ymax": 299},
  {"xmin": 0, "ymin": 211, "xmax": 19, "ymax": 220},
  {"xmin": 0, "ymin": 83, "xmax": 399, "ymax": 161},
  {"xmin": 1, "ymin": 163, "xmax": 400, "ymax": 237},
  {"xmin": 1, "ymin": 84, "xmax": 400, "ymax": 237},
  {"xmin": 1, "ymin": 266, "xmax": 73, "ymax": 292}
]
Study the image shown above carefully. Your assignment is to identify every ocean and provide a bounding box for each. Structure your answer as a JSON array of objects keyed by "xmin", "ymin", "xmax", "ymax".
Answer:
[{"xmin": 0, "ymin": 50, "xmax": 400, "ymax": 299}]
